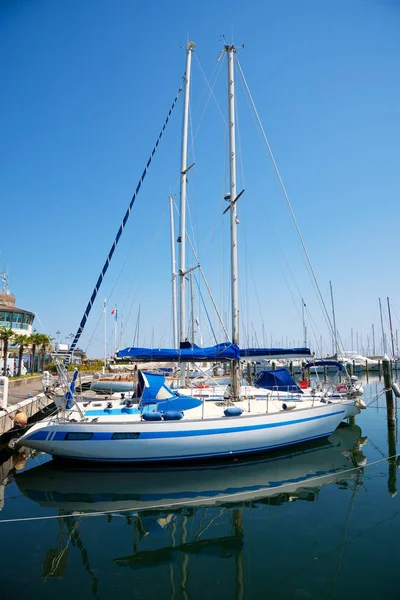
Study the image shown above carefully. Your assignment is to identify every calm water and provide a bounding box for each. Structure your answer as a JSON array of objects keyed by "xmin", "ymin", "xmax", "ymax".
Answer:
[{"xmin": 0, "ymin": 376, "xmax": 399, "ymax": 600}]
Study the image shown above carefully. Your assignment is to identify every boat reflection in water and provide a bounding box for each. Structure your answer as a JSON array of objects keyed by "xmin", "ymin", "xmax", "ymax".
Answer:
[
  {"xmin": 16, "ymin": 423, "xmax": 366, "ymax": 514},
  {"xmin": 14, "ymin": 423, "xmax": 368, "ymax": 591}
]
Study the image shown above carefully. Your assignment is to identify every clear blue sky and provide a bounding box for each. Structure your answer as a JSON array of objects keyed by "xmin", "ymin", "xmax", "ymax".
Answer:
[{"xmin": 1, "ymin": 0, "xmax": 400, "ymax": 358}]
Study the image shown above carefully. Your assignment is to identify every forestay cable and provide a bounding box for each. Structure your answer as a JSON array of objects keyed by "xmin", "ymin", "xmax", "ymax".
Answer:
[
  {"xmin": 235, "ymin": 57, "xmax": 336, "ymax": 343},
  {"xmin": 65, "ymin": 84, "xmax": 184, "ymax": 364}
]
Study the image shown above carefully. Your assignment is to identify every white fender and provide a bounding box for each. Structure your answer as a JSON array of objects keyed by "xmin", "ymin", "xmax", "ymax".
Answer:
[
  {"xmin": 392, "ymin": 382, "xmax": 400, "ymax": 398},
  {"xmin": 282, "ymin": 402, "xmax": 296, "ymax": 410}
]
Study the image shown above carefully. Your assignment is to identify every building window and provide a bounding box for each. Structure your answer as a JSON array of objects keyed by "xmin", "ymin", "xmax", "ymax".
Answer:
[
  {"xmin": 12, "ymin": 313, "xmax": 22, "ymax": 328},
  {"xmin": 23, "ymin": 314, "xmax": 33, "ymax": 325}
]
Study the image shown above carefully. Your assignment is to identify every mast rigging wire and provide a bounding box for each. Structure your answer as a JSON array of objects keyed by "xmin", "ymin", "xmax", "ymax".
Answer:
[
  {"xmin": 235, "ymin": 57, "xmax": 337, "ymax": 347},
  {"xmin": 173, "ymin": 198, "xmax": 230, "ymax": 341},
  {"xmin": 65, "ymin": 83, "xmax": 184, "ymax": 364}
]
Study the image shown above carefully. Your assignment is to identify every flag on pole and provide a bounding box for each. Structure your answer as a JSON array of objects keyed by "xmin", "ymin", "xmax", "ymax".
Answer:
[{"xmin": 111, "ymin": 305, "xmax": 118, "ymax": 320}]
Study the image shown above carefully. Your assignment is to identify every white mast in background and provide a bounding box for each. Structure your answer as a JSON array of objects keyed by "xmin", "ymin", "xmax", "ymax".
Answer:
[
  {"xmin": 225, "ymin": 44, "xmax": 241, "ymax": 401},
  {"xmin": 169, "ymin": 194, "xmax": 178, "ymax": 348},
  {"xmin": 103, "ymin": 298, "xmax": 107, "ymax": 372},
  {"xmin": 178, "ymin": 41, "xmax": 195, "ymax": 382}
]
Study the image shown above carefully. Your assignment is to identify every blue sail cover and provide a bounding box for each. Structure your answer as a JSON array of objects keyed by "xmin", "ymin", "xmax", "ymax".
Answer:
[
  {"xmin": 254, "ymin": 368, "xmax": 303, "ymax": 393},
  {"xmin": 240, "ymin": 347, "xmax": 312, "ymax": 359},
  {"xmin": 118, "ymin": 343, "xmax": 240, "ymax": 362},
  {"xmin": 118, "ymin": 343, "xmax": 311, "ymax": 362},
  {"xmin": 304, "ymin": 360, "xmax": 343, "ymax": 372}
]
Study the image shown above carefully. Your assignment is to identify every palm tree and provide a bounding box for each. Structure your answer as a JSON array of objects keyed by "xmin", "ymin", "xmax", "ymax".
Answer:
[
  {"xmin": 13, "ymin": 334, "xmax": 30, "ymax": 376},
  {"xmin": 0, "ymin": 327, "xmax": 15, "ymax": 376},
  {"xmin": 38, "ymin": 334, "xmax": 54, "ymax": 371},
  {"xmin": 29, "ymin": 332, "xmax": 43, "ymax": 374}
]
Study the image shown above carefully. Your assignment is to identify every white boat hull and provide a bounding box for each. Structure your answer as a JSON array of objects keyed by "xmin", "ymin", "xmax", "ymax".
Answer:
[
  {"xmin": 19, "ymin": 403, "xmax": 347, "ymax": 462},
  {"xmin": 16, "ymin": 423, "xmax": 363, "ymax": 511}
]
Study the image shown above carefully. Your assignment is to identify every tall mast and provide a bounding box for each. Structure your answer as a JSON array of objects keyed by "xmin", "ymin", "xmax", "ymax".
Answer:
[
  {"xmin": 226, "ymin": 44, "xmax": 240, "ymax": 401},
  {"xmin": 137, "ymin": 305, "xmax": 140, "ymax": 346},
  {"xmin": 169, "ymin": 194, "xmax": 178, "ymax": 347},
  {"xmin": 329, "ymin": 281, "xmax": 338, "ymax": 357},
  {"xmin": 387, "ymin": 297, "xmax": 395, "ymax": 358},
  {"xmin": 119, "ymin": 314, "xmax": 124, "ymax": 349},
  {"xmin": 379, "ymin": 297, "xmax": 387, "ymax": 355},
  {"xmin": 302, "ymin": 298, "xmax": 307, "ymax": 347},
  {"xmin": 372, "ymin": 323, "xmax": 376, "ymax": 356},
  {"xmin": 178, "ymin": 42, "xmax": 195, "ymax": 353},
  {"xmin": 103, "ymin": 298, "xmax": 107, "ymax": 370},
  {"xmin": 113, "ymin": 308, "xmax": 117, "ymax": 355},
  {"xmin": 190, "ymin": 272, "xmax": 195, "ymax": 344}
]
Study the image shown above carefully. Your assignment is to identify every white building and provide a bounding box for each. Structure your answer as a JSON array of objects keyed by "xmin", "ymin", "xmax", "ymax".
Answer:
[{"xmin": 0, "ymin": 273, "xmax": 35, "ymax": 336}]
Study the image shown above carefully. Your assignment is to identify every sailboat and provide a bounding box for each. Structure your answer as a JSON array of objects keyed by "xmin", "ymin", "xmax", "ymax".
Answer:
[
  {"xmin": 16, "ymin": 43, "xmax": 363, "ymax": 462},
  {"xmin": 15, "ymin": 423, "xmax": 365, "ymax": 512}
]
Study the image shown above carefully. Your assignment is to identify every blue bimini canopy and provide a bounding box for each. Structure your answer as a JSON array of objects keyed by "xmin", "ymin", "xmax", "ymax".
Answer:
[
  {"xmin": 118, "ymin": 342, "xmax": 240, "ymax": 362},
  {"xmin": 254, "ymin": 368, "xmax": 303, "ymax": 393},
  {"xmin": 137, "ymin": 370, "xmax": 202, "ymax": 411},
  {"xmin": 304, "ymin": 360, "xmax": 344, "ymax": 372},
  {"xmin": 240, "ymin": 347, "xmax": 312, "ymax": 359}
]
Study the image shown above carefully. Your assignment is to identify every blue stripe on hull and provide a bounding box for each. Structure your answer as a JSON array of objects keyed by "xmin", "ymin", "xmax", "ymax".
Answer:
[
  {"xmin": 26, "ymin": 431, "xmax": 49, "ymax": 441},
  {"xmin": 27, "ymin": 409, "xmax": 345, "ymax": 443},
  {"xmin": 139, "ymin": 411, "xmax": 344, "ymax": 439},
  {"xmin": 53, "ymin": 431, "xmax": 335, "ymax": 462}
]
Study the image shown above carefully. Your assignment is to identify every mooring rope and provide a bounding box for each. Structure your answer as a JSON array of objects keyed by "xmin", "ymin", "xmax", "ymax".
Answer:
[
  {"xmin": 1, "ymin": 452, "xmax": 398, "ymax": 525},
  {"xmin": 65, "ymin": 83, "xmax": 184, "ymax": 365}
]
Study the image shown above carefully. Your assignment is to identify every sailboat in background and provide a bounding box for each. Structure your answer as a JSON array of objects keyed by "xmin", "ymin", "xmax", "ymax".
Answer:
[{"xmin": 16, "ymin": 43, "xmax": 363, "ymax": 462}]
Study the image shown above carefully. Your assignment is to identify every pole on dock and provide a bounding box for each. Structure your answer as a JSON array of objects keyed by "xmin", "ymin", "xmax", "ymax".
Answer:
[
  {"xmin": 347, "ymin": 362, "xmax": 353, "ymax": 377},
  {"xmin": 382, "ymin": 354, "xmax": 395, "ymax": 428},
  {"xmin": 387, "ymin": 420, "xmax": 397, "ymax": 497},
  {"xmin": 247, "ymin": 362, "xmax": 252, "ymax": 385}
]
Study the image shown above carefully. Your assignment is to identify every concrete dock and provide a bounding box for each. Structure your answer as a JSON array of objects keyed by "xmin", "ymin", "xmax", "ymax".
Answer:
[{"xmin": 0, "ymin": 376, "xmax": 55, "ymax": 438}]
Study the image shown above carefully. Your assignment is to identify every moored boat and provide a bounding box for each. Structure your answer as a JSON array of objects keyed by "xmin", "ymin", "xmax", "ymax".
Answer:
[
  {"xmin": 15, "ymin": 43, "xmax": 364, "ymax": 463},
  {"xmin": 16, "ymin": 422, "xmax": 366, "ymax": 511}
]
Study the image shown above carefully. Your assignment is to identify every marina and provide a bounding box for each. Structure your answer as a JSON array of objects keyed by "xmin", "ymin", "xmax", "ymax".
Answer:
[
  {"xmin": 0, "ymin": 375, "xmax": 399, "ymax": 599},
  {"xmin": 5, "ymin": 43, "xmax": 365, "ymax": 465},
  {"xmin": 2, "ymin": 3, "xmax": 400, "ymax": 599}
]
